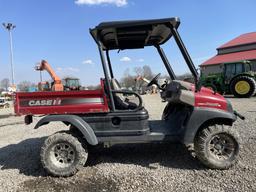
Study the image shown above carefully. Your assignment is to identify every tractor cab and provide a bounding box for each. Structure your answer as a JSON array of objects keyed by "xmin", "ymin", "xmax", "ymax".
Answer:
[
  {"xmin": 90, "ymin": 17, "xmax": 201, "ymax": 112},
  {"xmin": 223, "ymin": 61, "xmax": 253, "ymax": 83},
  {"xmin": 62, "ymin": 77, "xmax": 81, "ymax": 90}
]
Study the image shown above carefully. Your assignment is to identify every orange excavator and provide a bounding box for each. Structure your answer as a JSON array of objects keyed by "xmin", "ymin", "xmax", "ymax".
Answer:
[{"xmin": 35, "ymin": 60, "xmax": 64, "ymax": 91}]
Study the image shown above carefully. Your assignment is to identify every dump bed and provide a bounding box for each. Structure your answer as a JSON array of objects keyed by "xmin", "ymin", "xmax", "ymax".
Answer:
[{"xmin": 14, "ymin": 89, "xmax": 109, "ymax": 115}]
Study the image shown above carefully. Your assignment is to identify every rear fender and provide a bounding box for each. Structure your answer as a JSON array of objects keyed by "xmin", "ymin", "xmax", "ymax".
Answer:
[
  {"xmin": 35, "ymin": 115, "xmax": 98, "ymax": 145},
  {"xmin": 230, "ymin": 73, "xmax": 254, "ymax": 84},
  {"xmin": 182, "ymin": 108, "xmax": 236, "ymax": 145}
]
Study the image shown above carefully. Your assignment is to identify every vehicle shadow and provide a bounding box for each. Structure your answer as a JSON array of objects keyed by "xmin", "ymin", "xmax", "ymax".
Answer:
[
  {"xmin": 0, "ymin": 137, "xmax": 204, "ymax": 177},
  {"xmin": 87, "ymin": 143, "xmax": 205, "ymax": 171}
]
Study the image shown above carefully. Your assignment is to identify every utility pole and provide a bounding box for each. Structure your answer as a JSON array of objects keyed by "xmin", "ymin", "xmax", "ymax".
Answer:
[{"xmin": 2, "ymin": 23, "xmax": 16, "ymax": 86}]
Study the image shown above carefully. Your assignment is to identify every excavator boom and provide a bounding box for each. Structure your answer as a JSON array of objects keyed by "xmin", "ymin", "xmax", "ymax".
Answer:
[{"xmin": 36, "ymin": 60, "xmax": 64, "ymax": 91}]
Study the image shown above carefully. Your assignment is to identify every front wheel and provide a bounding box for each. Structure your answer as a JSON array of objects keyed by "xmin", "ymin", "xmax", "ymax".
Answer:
[
  {"xmin": 41, "ymin": 132, "xmax": 88, "ymax": 176},
  {"xmin": 194, "ymin": 124, "xmax": 239, "ymax": 169}
]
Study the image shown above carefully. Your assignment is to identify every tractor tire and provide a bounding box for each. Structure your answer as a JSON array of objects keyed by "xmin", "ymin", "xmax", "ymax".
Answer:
[
  {"xmin": 41, "ymin": 132, "xmax": 88, "ymax": 177},
  {"xmin": 194, "ymin": 124, "xmax": 239, "ymax": 169},
  {"xmin": 230, "ymin": 76, "xmax": 256, "ymax": 98}
]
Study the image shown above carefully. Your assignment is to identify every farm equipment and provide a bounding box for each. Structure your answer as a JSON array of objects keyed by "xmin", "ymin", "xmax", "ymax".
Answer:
[
  {"xmin": 38, "ymin": 81, "xmax": 51, "ymax": 91},
  {"xmin": 36, "ymin": 60, "xmax": 64, "ymax": 91},
  {"xmin": 15, "ymin": 17, "xmax": 244, "ymax": 177},
  {"xmin": 136, "ymin": 76, "xmax": 158, "ymax": 94},
  {"xmin": 200, "ymin": 60, "xmax": 256, "ymax": 97},
  {"xmin": 62, "ymin": 77, "xmax": 81, "ymax": 91},
  {"xmin": 36, "ymin": 60, "xmax": 81, "ymax": 91},
  {"xmin": 0, "ymin": 97, "xmax": 10, "ymax": 108}
]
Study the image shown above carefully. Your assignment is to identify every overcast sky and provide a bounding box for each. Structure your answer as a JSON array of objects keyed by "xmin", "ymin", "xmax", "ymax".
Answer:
[{"xmin": 0, "ymin": 0, "xmax": 255, "ymax": 85}]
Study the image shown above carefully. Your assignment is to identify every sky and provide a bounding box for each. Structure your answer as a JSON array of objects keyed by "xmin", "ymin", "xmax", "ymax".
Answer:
[{"xmin": 0, "ymin": 0, "xmax": 255, "ymax": 86}]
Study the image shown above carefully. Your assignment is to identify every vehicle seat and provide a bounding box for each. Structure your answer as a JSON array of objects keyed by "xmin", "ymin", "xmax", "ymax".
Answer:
[{"xmin": 111, "ymin": 78, "xmax": 138, "ymax": 110}]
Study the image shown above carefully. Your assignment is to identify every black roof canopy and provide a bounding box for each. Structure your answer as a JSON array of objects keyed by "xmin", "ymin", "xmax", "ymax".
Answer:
[{"xmin": 90, "ymin": 17, "xmax": 180, "ymax": 50}]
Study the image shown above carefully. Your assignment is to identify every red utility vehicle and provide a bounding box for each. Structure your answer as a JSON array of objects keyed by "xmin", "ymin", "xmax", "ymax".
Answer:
[{"xmin": 15, "ymin": 17, "xmax": 244, "ymax": 177}]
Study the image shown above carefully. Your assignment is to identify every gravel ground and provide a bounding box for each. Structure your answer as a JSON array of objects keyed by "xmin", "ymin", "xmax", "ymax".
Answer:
[{"xmin": 0, "ymin": 95, "xmax": 255, "ymax": 192}]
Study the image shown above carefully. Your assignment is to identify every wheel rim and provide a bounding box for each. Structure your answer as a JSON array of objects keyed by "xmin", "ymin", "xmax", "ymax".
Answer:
[
  {"xmin": 235, "ymin": 80, "xmax": 250, "ymax": 95},
  {"xmin": 208, "ymin": 133, "xmax": 237, "ymax": 161},
  {"xmin": 49, "ymin": 142, "xmax": 76, "ymax": 168}
]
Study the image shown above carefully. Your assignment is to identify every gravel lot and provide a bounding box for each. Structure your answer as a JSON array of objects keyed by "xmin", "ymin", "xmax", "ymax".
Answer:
[{"xmin": 0, "ymin": 95, "xmax": 255, "ymax": 192}]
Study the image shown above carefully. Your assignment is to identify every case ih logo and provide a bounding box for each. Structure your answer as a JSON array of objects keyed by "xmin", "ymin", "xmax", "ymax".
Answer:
[{"xmin": 28, "ymin": 99, "xmax": 62, "ymax": 106}]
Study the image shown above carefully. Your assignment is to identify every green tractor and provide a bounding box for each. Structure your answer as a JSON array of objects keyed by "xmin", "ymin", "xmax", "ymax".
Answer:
[{"xmin": 200, "ymin": 60, "xmax": 256, "ymax": 98}]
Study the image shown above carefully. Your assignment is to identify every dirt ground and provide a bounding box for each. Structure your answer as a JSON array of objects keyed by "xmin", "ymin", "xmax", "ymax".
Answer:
[{"xmin": 0, "ymin": 95, "xmax": 255, "ymax": 192}]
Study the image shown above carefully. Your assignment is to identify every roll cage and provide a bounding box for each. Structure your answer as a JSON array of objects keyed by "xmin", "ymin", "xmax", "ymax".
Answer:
[{"xmin": 90, "ymin": 17, "xmax": 199, "ymax": 112}]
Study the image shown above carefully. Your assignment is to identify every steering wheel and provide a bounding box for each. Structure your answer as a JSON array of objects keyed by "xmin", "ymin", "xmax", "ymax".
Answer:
[{"xmin": 147, "ymin": 73, "xmax": 161, "ymax": 87}]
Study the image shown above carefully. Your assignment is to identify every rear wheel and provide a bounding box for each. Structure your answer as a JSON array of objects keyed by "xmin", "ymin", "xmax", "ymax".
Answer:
[
  {"xmin": 194, "ymin": 124, "xmax": 239, "ymax": 169},
  {"xmin": 41, "ymin": 132, "xmax": 88, "ymax": 176},
  {"xmin": 230, "ymin": 76, "xmax": 256, "ymax": 98}
]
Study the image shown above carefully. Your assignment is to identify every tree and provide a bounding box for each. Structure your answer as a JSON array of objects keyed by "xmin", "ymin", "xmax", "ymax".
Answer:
[
  {"xmin": 17, "ymin": 81, "xmax": 36, "ymax": 92},
  {"xmin": 120, "ymin": 65, "xmax": 154, "ymax": 89},
  {"xmin": 142, "ymin": 65, "xmax": 153, "ymax": 79},
  {"xmin": 123, "ymin": 68, "xmax": 130, "ymax": 77},
  {"xmin": 133, "ymin": 67, "xmax": 143, "ymax": 76},
  {"xmin": 121, "ymin": 75, "xmax": 136, "ymax": 89},
  {"xmin": 120, "ymin": 68, "xmax": 136, "ymax": 89},
  {"xmin": 0, "ymin": 78, "xmax": 10, "ymax": 91},
  {"xmin": 133, "ymin": 65, "xmax": 153, "ymax": 79}
]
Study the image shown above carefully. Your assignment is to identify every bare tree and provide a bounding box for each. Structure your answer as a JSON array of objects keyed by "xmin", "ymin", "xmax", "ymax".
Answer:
[
  {"xmin": 121, "ymin": 75, "xmax": 136, "ymax": 89},
  {"xmin": 123, "ymin": 68, "xmax": 130, "ymax": 77},
  {"xmin": 142, "ymin": 65, "xmax": 153, "ymax": 79},
  {"xmin": 0, "ymin": 78, "xmax": 10, "ymax": 91},
  {"xmin": 17, "ymin": 81, "xmax": 35, "ymax": 92},
  {"xmin": 121, "ymin": 65, "xmax": 154, "ymax": 89},
  {"xmin": 133, "ymin": 67, "xmax": 143, "ymax": 76},
  {"xmin": 120, "ymin": 69, "xmax": 136, "ymax": 89}
]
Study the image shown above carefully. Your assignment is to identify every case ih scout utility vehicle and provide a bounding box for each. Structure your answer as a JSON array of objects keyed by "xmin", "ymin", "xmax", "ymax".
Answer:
[{"xmin": 15, "ymin": 17, "xmax": 244, "ymax": 176}]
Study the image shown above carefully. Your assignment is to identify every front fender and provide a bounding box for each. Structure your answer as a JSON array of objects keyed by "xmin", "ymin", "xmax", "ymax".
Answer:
[
  {"xmin": 35, "ymin": 115, "xmax": 98, "ymax": 145},
  {"xmin": 182, "ymin": 108, "xmax": 237, "ymax": 145}
]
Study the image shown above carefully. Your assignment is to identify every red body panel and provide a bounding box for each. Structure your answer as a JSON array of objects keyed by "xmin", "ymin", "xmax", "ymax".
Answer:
[
  {"xmin": 15, "ymin": 86, "xmax": 109, "ymax": 115},
  {"xmin": 195, "ymin": 91, "xmax": 227, "ymax": 111},
  {"xmin": 189, "ymin": 83, "xmax": 227, "ymax": 111},
  {"xmin": 192, "ymin": 86, "xmax": 227, "ymax": 111}
]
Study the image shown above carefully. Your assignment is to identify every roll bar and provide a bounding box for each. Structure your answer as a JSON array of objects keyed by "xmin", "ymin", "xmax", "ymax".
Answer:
[{"xmin": 95, "ymin": 19, "xmax": 201, "ymax": 112}]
